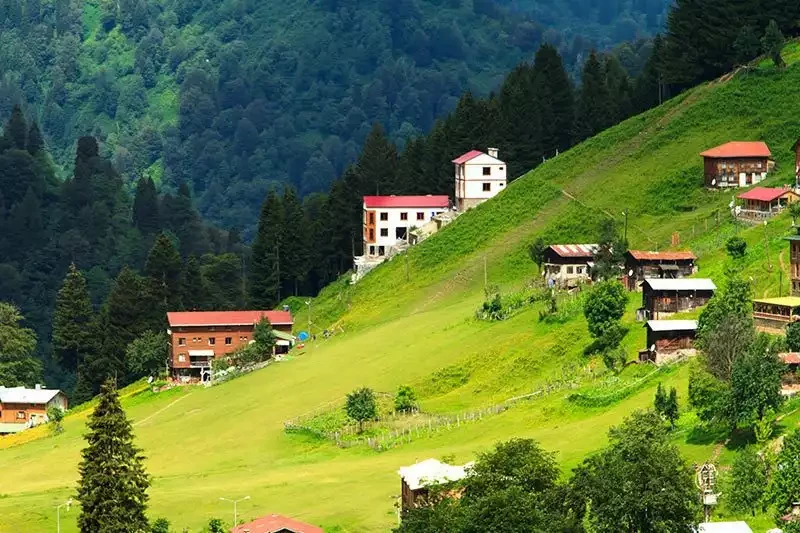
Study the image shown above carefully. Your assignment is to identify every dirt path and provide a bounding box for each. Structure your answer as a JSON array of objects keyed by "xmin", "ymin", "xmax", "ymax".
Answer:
[{"xmin": 134, "ymin": 393, "xmax": 191, "ymax": 427}]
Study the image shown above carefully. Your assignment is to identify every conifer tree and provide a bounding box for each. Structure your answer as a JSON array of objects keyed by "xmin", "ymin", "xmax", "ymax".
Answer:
[
  {"xmin": 76, "ymin": 378, "xmax": 150, "ymax": 533},
  {"xmin": 52, "ymin": 264, "xmax": 94, "ymax": 373},
  {"xmin": 132, "ymin": 178, "xmax": 160, "ymax": 235},
  {"xmin": 733, "ymin": 26, "xmax": 761, "ymax": 66},
  {"xmin": 280, "ymin": 187, "xmax": 310, "ymax": 296},
  {"xmin": 654, "ymin": 382, "xmax": 668, "ymax": 415},
  {"xmin": 0, "ymin": 302, "xmax": 41, "ymax": 386},
  {"xmin": 576, "ymin": 51, "xmax": 612, "ymax": 142},
  {"xmin": 664, "ymin": 387, "xmax": 679, "ymax": 428},
  {"xmin": 762, "ymin": 19, "xmax": 786, "ymax": 69},
  {"xmin": 356, "ymin": 123, "xmax": 398, "ymax": 194},
  {"xmin": 532, "ymin": 44, "xmax": 574, "ymax": 158},
  {"xmin": 181, "ymin": 255, "xmax": 208, "ymax": 310},
  {"xmin": 26, "ymin": 120, "xmax": 44, "ymax": 155},
  {"xmin": 249, "ymin": 190, "xmax": 283, "ymax": 308},
  {"xmin": 144, "ymin": 233, "xmax": 183, "ymax": 311},
  {"xmin": 3, "ymin": 104, "xmax": 27, "ymax": 150}
]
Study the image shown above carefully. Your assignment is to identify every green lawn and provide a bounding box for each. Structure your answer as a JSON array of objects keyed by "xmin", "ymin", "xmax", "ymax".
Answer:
[{"xmin": 7, "ymin": 49, "xmax": 800, "ymax": 532}]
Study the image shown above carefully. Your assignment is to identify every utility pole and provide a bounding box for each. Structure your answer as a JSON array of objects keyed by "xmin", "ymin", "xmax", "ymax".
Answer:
[
  {"xmin": 56, "ymin": 499, "xmax": 72, "ymax": 533},
  {"xmin": 765, "ymin": 220, "xmax": 772, "ymax": 271},
  {"xmin": 623, "ymin": 210, "xmax": 628, "ymax": 246},
  {"xmin": 484, "ymin": 255, "xmax": 488, "ymax": 289},
  {"xmin": 220, "ymin": 496, "xmax": 250, "ymax": 533}
]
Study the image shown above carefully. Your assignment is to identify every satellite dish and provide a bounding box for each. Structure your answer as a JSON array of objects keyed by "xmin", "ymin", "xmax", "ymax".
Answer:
[
  {"xmin": 711, "ymin": 179, "xmax": 716, "ymax": 186},
  {"xmin": 729, "ymin": 200, "xmax": 735, "ymax": 208},
  {"xmin": 628, "ymin": 269, "xmax": 634, "ymax": 277},
  {"xmin": 147, "ymin": 376, "xmax": 153, "ymax": 384},
  {"xmin": 650, "ymin": 344, "xmax": 656, "ymax": 352}
]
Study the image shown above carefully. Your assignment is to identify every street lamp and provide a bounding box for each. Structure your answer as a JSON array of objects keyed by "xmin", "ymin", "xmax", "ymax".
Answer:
[
  {"xmin": 220, "ymin": 496, "xmax": 250, "ymax": 532},
  {"xmin": 56, "ymin": 498, "xmax": 72, "ymax": 533},
  {"xmin": 305, "ymin": 299, "xmax": 312, "ymax": 341}
]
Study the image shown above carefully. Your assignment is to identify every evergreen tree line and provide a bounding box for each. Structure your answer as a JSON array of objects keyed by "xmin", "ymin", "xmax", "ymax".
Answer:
[
  {"xmin": 247, "ymin": 43, "xmax": 666, "ymax": 301},
  {"xmin": 0, "ymin": 107, "xmax": 247, "ymax": 398},
  {"xmin": 660, "ymin": 0, "xmax": 799, "ymax": 87}
]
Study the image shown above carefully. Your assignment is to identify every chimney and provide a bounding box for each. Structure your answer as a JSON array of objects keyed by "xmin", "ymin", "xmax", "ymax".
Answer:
[
  {"xmin": 487, "ymin": 147, "xmax": 499, "ymax": 159},
  {"xmin": 35, "ymin": 384, "xmax": 41, "ymax": 390}
]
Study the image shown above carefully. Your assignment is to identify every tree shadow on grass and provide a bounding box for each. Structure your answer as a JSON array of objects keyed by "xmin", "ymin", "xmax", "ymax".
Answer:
[{"xmin": 685, "ymin": 424, "xmax": 755, "ymax": 451}]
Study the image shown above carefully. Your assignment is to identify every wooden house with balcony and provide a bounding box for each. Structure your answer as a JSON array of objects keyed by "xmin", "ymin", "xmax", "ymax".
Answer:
[
  {"xmin": 701, "ymin": 141, "xmax": 773, "ymax": 188},
  {"xmin": 753, "ymin": 297, "xmax": 800, "ymax": 334},
  {"xmin": 623, "ymin": 250, "xmax": 697, "ymax": 291},
  {"xmin": 735, "ymin": 187, "xmax": 799, "ymax": 222},
  {"xmin": 640, "ymin": 278, "xmax": 716, "ymax": 319}
]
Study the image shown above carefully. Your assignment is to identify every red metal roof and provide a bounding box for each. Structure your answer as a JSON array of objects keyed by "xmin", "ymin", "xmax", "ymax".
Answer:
[
  {"xmin": 232, "ymin": 514, "xmax": 323, "ymax": 533},
  {"xmin": 548, "ymin": 244, "xmax": 598, "ymax": 258},
  {"xmin": 780, "ymin": 352, "xmax": 800, "ymax": 365},
  {"xmin": 363, "ymin": 195, "xmax": 450, "ymax": 209},
  {"xmin": 167, "ymin": 310, "xmax": 293, "ymax": 327},
  {"xmin": 627, "ymin": 250, "xmax": 696, "ymax": 261},
  {"xmin": 736, "ymin": 187, "xmax": 794, "ymax": 202},
  {"xmin": 700, "ymin": 141, "xmax": 771, "ymax": 158},
  {"xmin": 451, "ymin": 150, "xmax": 485, "ymax": 164}
]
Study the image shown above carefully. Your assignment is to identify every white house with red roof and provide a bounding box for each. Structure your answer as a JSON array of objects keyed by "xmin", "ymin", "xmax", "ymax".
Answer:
[
  {"xmin": 453, "ymin": 147, "xmax": 507, "ymax": 211},
  {"xmin": 362, "ymin": 195, "xmax": 450, "ymax": 258}
]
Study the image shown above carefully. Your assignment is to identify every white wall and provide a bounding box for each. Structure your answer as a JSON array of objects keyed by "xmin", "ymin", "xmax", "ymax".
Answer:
[
  {"xmin": 455, "ymin": 153, "xmax": 507, "ymax": 203},
  {"xmin": 363, "ymin": 205, "xmax": 446, "ymax": 256}
]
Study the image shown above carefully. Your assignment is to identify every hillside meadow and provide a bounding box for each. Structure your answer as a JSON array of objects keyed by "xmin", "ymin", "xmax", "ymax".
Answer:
[{"xmin": 5, "ymin": 48, "xmax": 800, "ymax": 532}]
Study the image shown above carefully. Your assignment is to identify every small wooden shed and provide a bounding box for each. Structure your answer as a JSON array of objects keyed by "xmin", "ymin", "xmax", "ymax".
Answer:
[
  {"xmin": 640, "ymin": 278, "xmax": 716, "ymax": 319},
  {"xmin": 624, "ymin": 250, "xmax": 697, "ymax": 291},
  {"xmin": 641, "ymin": 320, "xmax": 697, "ymax": 364}
]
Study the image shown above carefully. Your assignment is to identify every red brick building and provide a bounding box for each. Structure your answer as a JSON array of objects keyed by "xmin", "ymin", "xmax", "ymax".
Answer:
[
  {"xmin": 167, "ymin": 310, "xmax": 293, "ymax": 382},
  {"xmin": 700, "ymin": 141, "xmax": 773, "ymax": 188}
]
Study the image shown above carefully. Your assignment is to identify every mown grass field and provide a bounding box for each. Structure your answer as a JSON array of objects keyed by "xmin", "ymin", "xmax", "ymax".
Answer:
[{"xmin": 5, "ymin": 49, "xmax": 800, "ymax": 532}]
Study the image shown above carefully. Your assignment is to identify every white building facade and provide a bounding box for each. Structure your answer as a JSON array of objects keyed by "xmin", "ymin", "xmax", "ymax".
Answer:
[
  {"xmin": 363, "ymin": 195, "xmax": 450, "ymax": 257},
  {"xmin": 453, "ymin": 148, "xmax": 507, "ymax": 211}
]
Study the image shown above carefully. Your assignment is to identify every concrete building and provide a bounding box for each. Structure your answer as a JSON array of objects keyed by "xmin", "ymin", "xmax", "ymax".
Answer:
[
  {"xmin": 453, "ymin": 148, "xmax": 507, "ymax": 211},
  {"xmin": 362, "ymin": 195, "xmax": 450, "ymax": 258},
  {"xmin": 0, "ymin": 385, "xmax": 68, "ymax": 434},
  {"xmin": 167, "ymin": 310, "xmax": 294, "ymax": 382}
]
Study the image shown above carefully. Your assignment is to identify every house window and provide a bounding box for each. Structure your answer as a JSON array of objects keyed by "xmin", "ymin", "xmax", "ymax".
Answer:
[
  {"xmin": 16, "ymin": 411, "xmax": 25, "ymax": 419},
  {"xmin": 482, "ymin": 183, "xmax": 491, "ymax": 192},
  {"xmin": 239, "ymin": 336, "xmax": 248, "ymax": 342},
  {"xmin": 178, "ymin": 337, "xmax": 186, "ymax": 346},
  {"xmin": 499, "ymin": 167, "xmax": 504, "ymax": 171},
  {"xmin": 566, "ymin": 266, "xmax": 574, "ymax": 274},
  {"xmin": 416, "ymin": 212, "xmax": 424, "ymax": 220},
  {"xmin": 368, "ymin": 212, "xmax": 375, "ymax": 224},
  {"xmin": 380, "ymin": 212, "xmax": 388, "ymax": 221},
  {"xmin": 576, "ymin": 267, "xmax": 583, "ymax": 274},
  {"xmin": 178, "ymin": 353, "xmax": 186, "ymax": 362},
  {"xmin": 208, "ymin": 337, "xmax": 216, "ymax": 345},
  {"xmin": 380, "ymin": 228, "xmax": 388, "ymax": 237},
  {"xmin": 368, "ymin": 228, "xmax": 375, "ymax": 240},
  {"xmin": 482, "ymin": 167, "xmax": 491, "ymax": 175},
  {"xmin": 225, "ymin": 337, "xmax": 232, "ymax": 345},
  {"xmin": 400, "ymin": 212, "xmax": 408, "ymax": 221},
  {"xmin": 378, "ymin": 246, "xmax": 385, "ymax": 256},
  {"xmin": 369, "ymin": 245, "xmax": 376, "ymax": 255}
]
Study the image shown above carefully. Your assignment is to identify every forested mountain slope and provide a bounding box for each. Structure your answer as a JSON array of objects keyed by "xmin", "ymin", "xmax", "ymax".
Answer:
[
  {"xmin": 0, "ymin": 0, "xmax": 669, "ymax": 234},
  {"xmin": 3, "ymin": 41, "xmax": 800, "ymax": 533}
]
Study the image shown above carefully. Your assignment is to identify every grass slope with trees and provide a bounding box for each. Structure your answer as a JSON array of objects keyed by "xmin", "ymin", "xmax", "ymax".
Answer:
[{"xmin": 6, "ymin": 40, "xmax": 800, "ymax": 532}]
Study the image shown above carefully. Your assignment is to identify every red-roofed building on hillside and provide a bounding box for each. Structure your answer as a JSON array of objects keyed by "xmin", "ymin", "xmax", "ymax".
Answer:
[
  {"xmin": 167, "ymin": 310, "xmax": 294, "ymax": 382},
  {"xmin": 453, "ymin": 147, "xmax": 507, "ymax": 211},
  {"xmin": 542, "ymin": 244, "xmax": 598, "ymax": 288},
  {"xmin": 362, "ymin": 195, "xmax": 450, "ymax": 258},
  {"xmin": 233, "ymin": 513, "xmax": 323, "ymax": 533},
  {"xmin": 700, "ymin": 141, "xmax": 773, "ymax": 188},
  {"xmin": 623, "ymin": 250, "xmax": 697, "ymax": 291},
  {"xmin": 735, "ymin": 186, "xmax": 799, "ymax": 221}
]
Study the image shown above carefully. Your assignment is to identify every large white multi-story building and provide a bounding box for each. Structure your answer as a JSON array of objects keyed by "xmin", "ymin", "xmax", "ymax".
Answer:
[
  {"xmin": 362, "ymin": 195, "xmax": 450, "ymax": 257},
  {"xmin": 453, "ymin": 147, "xmax": 507, "ymax": 211}
]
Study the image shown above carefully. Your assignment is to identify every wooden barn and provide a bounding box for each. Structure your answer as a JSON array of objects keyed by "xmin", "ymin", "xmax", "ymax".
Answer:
[
  {"xmin": 700, "ymin": 141, "xmax": 773, "ymax": 188},
  {"xmin": 641, "ymin": 320, "xmax": 697, "ymax": 364},
  {"xmin": 640, "ymin": 278, "xmax": 716, "ymax": 319},
  {"xmin": 542, "ymin": 244, "xmax": 597, "ymax": 288},
  {"xmin": 753, "ymin": 297, "xmax": 800, "ymax": 334},
  {"xmin": 624, "ymin": 250, "xmax": 697, "ymax": 291}
]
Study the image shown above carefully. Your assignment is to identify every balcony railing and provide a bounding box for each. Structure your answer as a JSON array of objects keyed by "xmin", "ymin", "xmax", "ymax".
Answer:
[{"xmin": 190, "ymin": 359, "xmax": 211, "ymax": 367}]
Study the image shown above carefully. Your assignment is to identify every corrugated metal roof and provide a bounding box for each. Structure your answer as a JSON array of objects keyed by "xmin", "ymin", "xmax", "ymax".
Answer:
[
  {"xmin": 753, "ymin": 297, "xmax": 800, "ymax": 307},
  {"xmin": 548, "ymin": 244, "xmax": 598, "ymax": 258},
  {"xmin": 234, "ymin": 514, "xmax": 324, "ymax": 533},
  {"xmin": 698, "ymin": 522, "xmax": 753, "ymax": 533},
  {"xmin": 779, "ymin": 352, "xmax": 800, "ymax": 365},
  {"xmin": 452, "ymin": 150, "xmax": 485, "ymax": 164},
  {"xmin": 737, "ymin": 187, "xmax": 794, "ymax": 202},
  {"xmin": 0, "ymin": 386, "xmax": 63, "ymax": 405},
  {"xmin": 646, "ymin": 320, "xmax": 698, "ymax": 332},
  {"xmin": 398, "ymin": 458, "xmax": 473, "ymax": 491},
  {"xmin": 642, "ymin": 278, "xmax": 716, "ymax": 291},
  {"xmin": 363, "ymin": 195, "xmax": 450, "ymax": 209},
  {"xmin": 627, "ymin": 250, "xmax": 696, "ymax": 261},
  {"xmin": 700, "ymin": 141, "xmax": 771, "ymax": 158},
  {"xmin": 167, "ymin": 311, "xmax": 293, "ymax": 327}
]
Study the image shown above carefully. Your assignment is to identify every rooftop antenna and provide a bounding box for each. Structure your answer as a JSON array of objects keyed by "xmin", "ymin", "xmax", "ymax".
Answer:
[{"xmin": 696, "ymin": 463, "xmax": 719, "ymax": 522}]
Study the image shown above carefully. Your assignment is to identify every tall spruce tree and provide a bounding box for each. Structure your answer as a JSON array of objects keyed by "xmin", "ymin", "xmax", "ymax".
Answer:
[
  {"xmin": 762, "ymin": 19, "xmax": 786, "ymax": 68},
  {"xmin": 576, "ymin": 51, "xmax": 612, "ymax": 142},
  {"xmin": 76, "ymin": 378, "xmax": 150, "ymax": 533},
  {"xmin": 181, "ymin": 255, "xmax": 208, "ymax": 310},
  {"xmin": 3, "ymin": 104, "xmax": 27, "ymax": 150},
  {"xmin": 532, "ymin": 44, "xmax": 574, "ymax": 159},
  {"xmin": 132, "ymin": 178, "xmax": 160, "ymax": 235},
  {"xmin": 26, "ymin": 120, "xmax": 44, "ymax": 155},
  {"xmin": 52, "ymin": 264, "xmax": 94, "ymax": 374},
  {"xmin": 356, "ymin": 123, "xmax": 398, "ymax": 194},
  {"xmin": 279, "ymin": 187, "xmax": 310, "ymax": 296},
  {"xmin": 144, "ymin": 233, "xmax": 183, "ymax": 311},
  {"xmin": 0, "ymin": 302, "xmax": 41, "ymax": 387},
  {"xmin": 249, "ymin": 190, "xmax": 283, "ymax": 308}
]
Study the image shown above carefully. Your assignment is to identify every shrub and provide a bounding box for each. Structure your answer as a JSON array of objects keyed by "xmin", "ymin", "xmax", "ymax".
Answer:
[
  {"xmin": 47, "ymin": 405, "xmax": 65, "ymax": 434},
  {"xmin": 346, "ymin": 387, "xmax": 378, "ymax": 432},
  {"xmin": 394, "ymin": 385, "xmax": 418, "ymax": 413}
]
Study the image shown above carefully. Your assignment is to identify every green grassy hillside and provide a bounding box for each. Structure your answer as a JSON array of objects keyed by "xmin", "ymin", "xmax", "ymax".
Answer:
[{"xmin": 5, "ymin": 48, "xmax": 800, "ymax": 532}]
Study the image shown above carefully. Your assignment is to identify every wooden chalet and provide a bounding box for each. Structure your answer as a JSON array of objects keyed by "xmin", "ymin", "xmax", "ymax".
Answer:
[
  {"xmin": 735, "ymin": 186, "xmax": 799, "ymax": 221},
  {"xmin": 640, "ymin": 278, "xmax": 716, "ymax": 319},
  {"xmin": 624, "ymin": 250, "xmax": 696, "ymax": 291},
  {"xmin": 640, "ymin": 320, "xmax": 697, "ymax": 364},
  {"xmin": 753, "ymin": 297, "xmax": 800, "ymax": 334},
  {"xmin": 398, "ymin": 459, "xmax": 472, "ymax": 513},
  {"xmin": 542, "ymin": 244, "xmax": 597, "ymax": 288},
  {"xmin": 700, "ymin": 141, "xmax": 773, "ymax": 188}
]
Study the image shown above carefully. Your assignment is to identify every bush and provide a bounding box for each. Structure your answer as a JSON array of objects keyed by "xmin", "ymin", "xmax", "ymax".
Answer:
[
  {"xmin": 725, "ymin": 236, "xmax": 747, "ymax": 259},
  {"xmin": 346, "ymin": 387, "xmax": 378, "ymax": 432},
  {"xmin": 151, "ymin": 518, "xmax": 171, "ymax": 533},
  {"xmin": 394, "ymin": 385, "xmax": 418, "ymax": 413},
  {"xmin": 584, "ymin": 281, "xmax": 627, "ymax": 343},
  {"xmin": 47, "ymin": 405, "xmax": 65, "ymax": 434}
]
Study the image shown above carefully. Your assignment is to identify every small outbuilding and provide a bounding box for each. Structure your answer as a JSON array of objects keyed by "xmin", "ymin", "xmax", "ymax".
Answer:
[
  {"xmin": 641, "ymin": 320, "xmax": 697, "ymax": 364},
  {"xmin": 753, "ymin": 297, "xmax": 800, "ymax": 334},
  {"xmin": 736, "ymin": 186, "xmax": 799, "ymax": 222},
  {"xmin": 640, "ymin": 278, "xmax": 716, "ymax": 319},
  {"xmin": 624, "ymin": 250, "xmax": 697, "ymax": 291},
  {"xmin": 398, "ymin": 458, "xmax": 472, "ymax": 513},
  {"xmin": 542, "ymin": 244, "xmax": 597, "ymax": 288}
]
